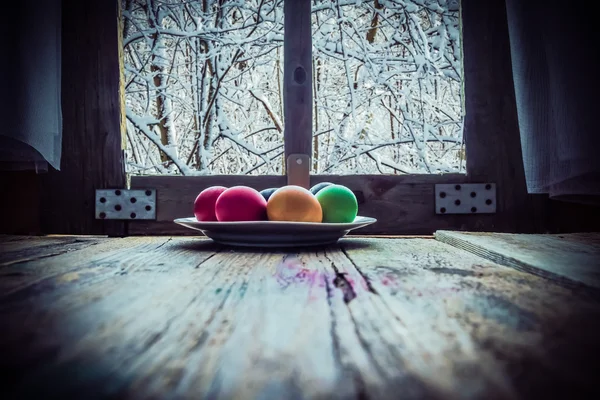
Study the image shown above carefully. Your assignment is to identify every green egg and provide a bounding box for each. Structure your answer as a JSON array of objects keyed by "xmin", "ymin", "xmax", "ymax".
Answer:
[
  {"xmin": 315, "ymin": 184, "xmax": 358, "ymax": 223},
  {"xmin": 309, "ymin": 181, "xmax": 333, "ymax": 195}
]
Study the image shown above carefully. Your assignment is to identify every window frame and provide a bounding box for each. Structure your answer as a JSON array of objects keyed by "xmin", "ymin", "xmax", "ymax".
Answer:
[{"xmin": 43, "ymin": 0, "xmax": 542, "ymax": 236}]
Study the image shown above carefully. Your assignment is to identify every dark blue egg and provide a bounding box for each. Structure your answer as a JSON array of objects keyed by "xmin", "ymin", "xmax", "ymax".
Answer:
[
  {"xmin": 309, "ymin": 182, "xmax": 334, "ymax": 195},
  {"xmin": 259, "ymin": 187, "xmax": 278, "ymax": 201}
]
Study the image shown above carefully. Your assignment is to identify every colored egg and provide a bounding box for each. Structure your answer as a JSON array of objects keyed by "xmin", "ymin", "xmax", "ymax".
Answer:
[
  {"xmin": 259, "ymin": 187, "xmax": 278, "ymax": 202},
  {"xmin": 215, "ymin": 186, "xmax": 267, "ymax": 222},
  {"xmin": 315, "ymin": 185, "xmax": 358, "ymax": 223},
  {"xmin": 309, "ymin": 182, "xmax": 334, "ymax": 195},
  {"xmin": 193, "ymin": 186, "xmax": 227, "ymax": 221},
  {"xmin": 267, "ymin": 185, "xmax": 322, "ymax": 223}
]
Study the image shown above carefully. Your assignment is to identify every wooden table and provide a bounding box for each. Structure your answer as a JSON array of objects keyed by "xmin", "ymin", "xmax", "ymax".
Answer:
[{"xmin": 1, "ymin": 234, "xmax": 599, "ymax": 399}]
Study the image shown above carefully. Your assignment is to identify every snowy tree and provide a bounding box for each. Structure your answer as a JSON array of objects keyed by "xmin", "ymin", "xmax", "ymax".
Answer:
[{"xmin": 122, "ymin": 0, "xmax": 464, "ymax": 176}]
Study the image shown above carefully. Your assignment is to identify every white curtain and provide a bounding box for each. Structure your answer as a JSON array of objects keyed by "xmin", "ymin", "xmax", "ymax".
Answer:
[
  {"xmin": 0, "ymin": 0, "xmax": 62, "ymax": 172},
  {"xmin": 505, "ymin": 0, "xmax": 600, "ymax": 205}
]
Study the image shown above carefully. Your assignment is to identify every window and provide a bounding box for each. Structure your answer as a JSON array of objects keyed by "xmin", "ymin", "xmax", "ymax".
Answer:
[
  {"xmin": 46, "ymin": 0, "xmax": 532, "ymax": 235},
  {"xmin": 122, "ymin": 0, "xmax": 464, "ymax": 177}
]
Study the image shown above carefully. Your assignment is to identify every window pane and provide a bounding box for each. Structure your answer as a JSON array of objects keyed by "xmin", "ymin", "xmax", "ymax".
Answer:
[
  {"xmin": 123, "ymin": 0, "xmax": 286, "ymax": 176},
  {"xmin": 122, "ymin": 0, "xmax": 463, "ymax": 176},
  {"xmin": 312, "ymin": 0, "xmax": 464, "ymax": 174}
]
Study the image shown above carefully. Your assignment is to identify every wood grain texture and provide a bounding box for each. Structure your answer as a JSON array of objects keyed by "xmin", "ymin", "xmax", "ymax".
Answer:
[
  {"xmin": 339, "ymin": 238, "xmax": 600, "ymax": 399},
  {"xmin": 40, "ymin": 0, "xmax": 126, "ymax": 236},
  {"xmin": 0, "ymin": 236, "xmax": 168, "ymax": 296},
  {"xmin": 0, "ymin": 235, "xmax": 102, "ymax": 267},
  {"xmin": 130, "ymin": 179, "xmax": 600, "ymax": 237},
  {"xmin": 461, "ymin": 0, "xmax": 539, "ymax": 234},
  {"xmin": 129, "ymin": 174, "xmax": 490, "ymax": 235},
  {"xmin": 283, "ymin": 0, "xmax": 312, "ymax": 161},
  {"xmin": 434, "ymin": 231, "xmax": 600, "ymax": 290},
  {"xmin": 1, "ymin": 236, "xmax": 599, "ymax": 399}
]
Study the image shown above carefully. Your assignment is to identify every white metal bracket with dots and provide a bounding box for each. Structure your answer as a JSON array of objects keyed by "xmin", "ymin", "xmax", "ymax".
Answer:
[
  {"xmin": 95, "ymin": 189, "xmax": 156, "ymax": 220},
  {"xmin": 434, "ymin": 183, "xmax": 496, "ymax": 215}
]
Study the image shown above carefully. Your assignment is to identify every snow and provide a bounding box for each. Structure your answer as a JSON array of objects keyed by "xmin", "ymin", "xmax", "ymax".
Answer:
[{"xmin": 122, "ymin": 0, "xmax": 464, "ymax": 176}]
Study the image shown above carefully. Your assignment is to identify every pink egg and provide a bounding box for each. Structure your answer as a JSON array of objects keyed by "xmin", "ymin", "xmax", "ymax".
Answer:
[
  {"xmin": 215, "ymin": 186, "xmax": 267, "ymax": 222},
  {"xmin": 193, "ymin": 186, "xmax": 227, "ymax": 221}
]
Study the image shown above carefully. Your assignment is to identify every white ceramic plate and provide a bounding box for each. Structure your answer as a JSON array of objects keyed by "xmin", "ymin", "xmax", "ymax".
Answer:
[{"xmin": 174, "ymin": 216, "xmax": 377, "ymax": 247}]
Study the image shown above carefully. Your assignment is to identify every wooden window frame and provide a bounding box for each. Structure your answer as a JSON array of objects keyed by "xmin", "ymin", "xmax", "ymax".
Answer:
[{"xmin": 42, "ymin": 0, "xmax": 574, "ymax": 236}]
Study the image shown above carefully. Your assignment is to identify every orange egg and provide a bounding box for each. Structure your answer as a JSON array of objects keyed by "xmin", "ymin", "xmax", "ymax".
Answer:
[{"xmin": 267, "ymin": 185, "xmax": 322, "ymax": 222}]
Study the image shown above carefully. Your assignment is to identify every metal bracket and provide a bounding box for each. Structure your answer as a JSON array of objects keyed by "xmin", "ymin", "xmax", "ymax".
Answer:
[
  {"xmin": 95, "ymin": 189, "xmax": 156, "ymax": 220},
  {"xmin": 435, "ymin": 183, "xmax": 496, "ymax": 214},
  {"xmin": 286, "ymin": 154, "xmax": 311, "ymax": 189}
]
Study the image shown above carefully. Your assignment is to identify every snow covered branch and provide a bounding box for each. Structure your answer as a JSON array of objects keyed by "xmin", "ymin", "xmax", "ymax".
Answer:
[{"xmin": 122, "ymin": 0, "xmax": 464, "ymax": 176}]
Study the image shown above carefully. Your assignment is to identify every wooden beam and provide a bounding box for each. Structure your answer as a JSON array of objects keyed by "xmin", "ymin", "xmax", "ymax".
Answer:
[
  {"xmin": 283, "ymin": 0, "xmax": 312, "ymax": 188},
  {"xmin": 127, "ymin": 0, "xmax": 600, "ymax": 236},
  {"xmin": 435, "ymin": 231, "xmax": 600, "ymax": 291},
  {"xmin": 40, "ymin": 0, "xmax": 126, "ymax": 236},
  {"xmin": 461, "ymin": 0, "xmax": 539, "ymax": 232},
  {"xmin": 128, "ymin": 174, "xmax": 484, "ymax": 236}
]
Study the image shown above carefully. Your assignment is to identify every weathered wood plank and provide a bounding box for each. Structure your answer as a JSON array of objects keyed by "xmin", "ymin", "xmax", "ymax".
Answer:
[
  {"xmin": 0, "ymin": 235, "xmax": 98, "ymax": 248},
  {"xmin": 40, "ymin": 0, "xmax": 126, "ymax": 236},
  {"xmin": 0, "ymin": 237, "xmax": 182, "ymax": 296},
  {"xmin": 283, "ymin": 0, "xmax": 312, "ymax": 187},
  {"xmin": 0, "ymin": 236, "xmax": 103, "ymax": 267},
  {"xmin": 2, "ymin": 236, "xmax": 599, "ymax": 399},
  {"xmin": 283, "ymin": 0, "xmax": 312, "ymax": 159},
  {"xmin": 0, "ymin": 237, "xmax": 219, "ymax": 399},
  {"xmin": 2, "ymin": 238, "xmax": 472, "ymax": 399},
  {"xmin": 339, "ymin": 238, "xmax": 600, "ymax": 398},
  {"xmin": 434, "ymin": 231, "xmax": 600, "ymax": 290},
  {"xmin": 129, "ymin": 174, "xmax": 476, "ymax": 235},
  {"xmin": 554, "ymin": 232, "xmax": 600, "ymax": 247},
  {"xmin": 461, "ymin": 0, "xmax": 539, "ymax": 233},
  {"xmin": 331, "ymin": 241, "xmax": 518, "ymax": 399},
  {"xmin": 0, "ymin": 240, "xmax": 353, "ymax": 399},
  {"xmin": 321, "ymin": 247, "xmax": 490, "ymax": 399},
  {"xmin": 111, "ymin": 250, "xmax": 354, "ymax": 400}
]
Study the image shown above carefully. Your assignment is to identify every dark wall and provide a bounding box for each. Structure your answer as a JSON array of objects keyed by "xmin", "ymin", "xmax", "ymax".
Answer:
[
  {"xmin": 1, "ymin": 0, "xmax": 599, "ymax": 235},
  {"xmin": 0, "ymin": 172, "xmax": 41, "ymax": 235}
]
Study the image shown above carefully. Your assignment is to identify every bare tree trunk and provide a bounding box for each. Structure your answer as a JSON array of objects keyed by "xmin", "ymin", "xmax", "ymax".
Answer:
[
  {"xmin": 277, "ymin": 46, "xmax": 285, "ymax": 174},
  {"xmin": 205, "ymin": 0, "xmax": 224, "ymax": 162},
  {"xmin": 146, "ymin": 0, "xmax": 178, "ymax": 166},
  {"xmin": 123, "ymin": 0, "xmax": 133, "ymax": 39},
  {"xmin": 150, "ymin": 35, "xmax": 178, "ymax": 165},
  {"xmin": 193, "ymin": 38, "xmax": 209, "ymax": 170},
  {"xmin": 366, "ymin": 0, "xmax": 384, "ymax": 43},
  {"xmin": 313, "ymin": 58, "xmax": 321, "ymax": 172},
  {"xmin": 276, "ymin": 46, "xmax": 283, "ymax": 120},
  {"xmin": 187, "ymin": 39, "xmax": 198, "ymax": 168},
  {"xmin": 195, "ymin": 0, "xmax": 220, "ymax": 170}
]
